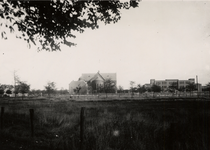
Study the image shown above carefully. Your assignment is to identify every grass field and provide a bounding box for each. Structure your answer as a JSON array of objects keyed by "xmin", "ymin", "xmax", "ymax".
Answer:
[{"xmin": 0, "ymin": 97, "xmax": 209, "ymax": 150}]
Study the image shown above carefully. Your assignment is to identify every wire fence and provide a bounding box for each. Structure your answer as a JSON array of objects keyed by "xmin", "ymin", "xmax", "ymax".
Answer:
[
  {"xmin": 1, "ymin": 91, "xmax": 210, "ymax": 102},
  {"xmin": 69, "ymin": 91, "xmax": 210, "ymax": 101}
]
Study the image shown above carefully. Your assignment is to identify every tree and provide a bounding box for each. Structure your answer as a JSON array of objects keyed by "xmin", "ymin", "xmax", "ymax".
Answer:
[
  {"xmin": 118, "ymin": 85, "xmax": 124, "ymax": 97},
  {"xmin": 186, "ymin": 82, "xmax": 196, "ymax": 96},
  {"xmin": 151, "ymin": 84, "xmax": 161, "ymax": 93},
  {"xmin": 74, "ymin": 85, "xmax": 81, "ymax": 98},
  {"xmin": 206, "ymin": 82, "xmax": 210, "ymax": 97},
  {"xmin": 57, "ymin": 88, "xmax": 69, "ymax": 95},
  {"xmin": 169, "ymin": 82, "xmax": 178, "ymax": 93},
  {"xmin": 0, "ymin": 84, "xmax": 14, "ymax": 97},
  {"xmin": 0, "ymin": 88, "xmax": 4, "ymax": 95},
  {"xmin": 137, "ymin": 84, "xmax": 141, "ymax": 97},
  {"xmin": 103, "ymin": 79, "xmax": 116, "ymax": 98},
  {"xmin": 178, "ymin": 86, "xmax": 186, "ymax": 92},
  {"xmin": 13, "ymin": 71, "xmax": 21, "ymax": 97},
  {"xmin": 29, "ymin": 89, "xmax": 42, "ymax": 96},
  {"xmin": 0, "ymin": 84, "xmax": 13, "ymax": 91},
  {"xmin": 16, "ymin": 81, "xmax": 30, "ymax": 99},
  {"xmin": 5, "ymin": 89, "xmax": 12, "ymax": 94},
  {"xmin": 204, "ymin": 82, "xmax": 210, "ymax": 90},
  {"xmin": 0, "ymin": 0, "xmax": 140, "ymax": 51},
  {"xmin": 45, "ymin": 82, "xmax": 56, "ymax": 97},
  {"xmin": 96, "ymin": 84, "xmax": 104, "ymax": 93},
  {"xmin": 186, "ymin": 82, "xmax": 196, "ymax": 91},
  {"xmin": 130, "ymin": 81, "xmax": 135, "ymax": 98},
  {"xmin": 0, "ymin": 84, "xmax": 5, "ymax": 95},
  {"xmin": 137, "ymin": 84, "xmax": 146, "ymax": 97}
]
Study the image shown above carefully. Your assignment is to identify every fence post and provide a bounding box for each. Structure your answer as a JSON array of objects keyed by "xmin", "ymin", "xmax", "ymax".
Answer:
[
  {"xmin": 29, "ymin": 109, "xmax": 34, "ymax": 137},
  {"xmin": 1, "ymin": 107, "xmax": 4, "ymax": 130},
  {"xmin": 80, "ymin": 107, "xmax": 85, "ymax": 150},
  {"xmin": 168, "ymin": 123, "xmax": 176, "ymax": 149}
]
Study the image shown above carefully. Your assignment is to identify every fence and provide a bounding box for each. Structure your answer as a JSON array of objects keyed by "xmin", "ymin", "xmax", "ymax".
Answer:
[
  {"xmin": 1, "ymin": 91, "xmax": 210, "ymax": 102},
  {"xmin": 69, "ymin": 91, "xmax": 210, "ymax": 100},
  {"xmin": 0, "ymin": 106, "xmax": 86, "ymax": 150},
  {"xmin": 0, "ymin": 107, "xmax": 34, "ymax": 137}
]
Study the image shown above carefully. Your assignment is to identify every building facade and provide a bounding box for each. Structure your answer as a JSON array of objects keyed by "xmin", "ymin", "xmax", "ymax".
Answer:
[
  {"xmin": 148, "ymin": 78, "xmax": 196, "ymax": 91},
  {"xmin": 69, "ymin": 72, "xmax": 117, "ymax": 94}
]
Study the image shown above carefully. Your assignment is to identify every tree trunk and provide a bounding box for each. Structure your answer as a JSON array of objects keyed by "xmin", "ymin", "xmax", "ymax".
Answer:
[{"xmin": 209, "ymin": 89, "xmax": 210, "ymax": 97}]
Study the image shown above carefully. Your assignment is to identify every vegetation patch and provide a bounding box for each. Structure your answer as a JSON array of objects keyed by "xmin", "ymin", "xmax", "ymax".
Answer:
[{"xmin": 0, "ymin": 99, "xmax": 209, "ymax": 150}]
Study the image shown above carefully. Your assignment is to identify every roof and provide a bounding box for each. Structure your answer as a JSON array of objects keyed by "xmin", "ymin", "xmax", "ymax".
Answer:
[
  {"xmin": 165, "ymin": 79, "xmax": 179, "ymax": 81},
  {"xmin": 79, "ymin": 74, "xmax": 95, "ymax": 82},
  {"xmin": 79, "ymin": 72, "xmax": 116, "ymax": 82},
  {"xmin": 69, "ymin": 80, "xmax": 87, "ymax": 88},
  {"xmin": 89, "ymin": 73, "xmax": 104, "ymax": 82},
  {"xmin": 101, "ymin": 73, "xmax": 116, "ymax": 80},
  {"xmin": 155, "ymin": 80, "xmax": 165, "ymax": 82}
]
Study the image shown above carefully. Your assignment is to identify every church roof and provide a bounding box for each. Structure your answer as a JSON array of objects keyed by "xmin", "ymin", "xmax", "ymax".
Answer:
[{"xmin": 79, "ymin": 72, "xmax": 116, "ymax": 82}]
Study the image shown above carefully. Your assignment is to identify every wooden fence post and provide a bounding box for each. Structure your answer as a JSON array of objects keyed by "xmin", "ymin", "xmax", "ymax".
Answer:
[
  {"xmin": 29, "ymin": 109, "xmax": 34, "ymax": 137},
  {"xmin": 1, "ymin": 107, "xmax": 4, "ymax": 130},
  {"xmin": 80, "ymin": 107, "xmax": 85, "ymax": 150}
]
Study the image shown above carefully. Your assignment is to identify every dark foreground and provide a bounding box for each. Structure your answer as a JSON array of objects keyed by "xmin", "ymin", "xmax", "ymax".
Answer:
[{"xmin": 0, "ymin": 98, "xmax": 209, "ymax": 150}]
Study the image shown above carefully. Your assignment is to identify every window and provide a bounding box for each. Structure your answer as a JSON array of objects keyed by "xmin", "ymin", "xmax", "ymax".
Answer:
[{"xmin": 156, "ymin": 82, "xmax": 161, "ymax": 85}]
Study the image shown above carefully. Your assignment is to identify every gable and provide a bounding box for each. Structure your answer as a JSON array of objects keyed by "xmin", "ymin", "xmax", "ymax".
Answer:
[
  {"xmin": 89, "ymin": 73, "xmax": 104, "ymax": 82},
  {"xmin": 79, "ymin": 74, "xmax": 95, "ymax": 82},
  {"xmin": 79, "ymin": 73, "xmax": 116, "ymax": 82},
  {"xmin": 101, "ymin": 73, "xmax": 116, "ymax": 81}
]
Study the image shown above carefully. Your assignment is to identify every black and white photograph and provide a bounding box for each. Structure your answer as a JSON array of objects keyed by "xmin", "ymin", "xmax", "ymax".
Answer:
[{"xmin": 0, "ymin": 0, "xmax": 210, "ymax": 149}]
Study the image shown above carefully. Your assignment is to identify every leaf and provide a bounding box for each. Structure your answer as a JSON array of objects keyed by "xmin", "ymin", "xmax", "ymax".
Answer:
[
  {"xmin": 1, "ymin": 31, "xmax": 6, "ymax": 39},
  {"xmin": 9, "ymin": 26, "xmax": 14, "ymax": 32},
  {"xmin": 1, "ymin": 0, "xmax": 140, "ymax": 51}
]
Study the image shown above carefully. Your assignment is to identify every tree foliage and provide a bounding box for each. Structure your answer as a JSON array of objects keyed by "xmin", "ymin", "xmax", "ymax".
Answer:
[
  {"xmin": 30, "ymin": 89, "xmax": 42, "ymax": 96},
  {"xmin": 5, "ymin": 89, "xmax": 12, "ymax": 94},
  {"xmin": 130, "ymin": 81, "xmax": 135, "ymax": 91},
  {"xmin": 104, "ymin": 79, "xmax": 115, "ymax": 93},
  {"xmin": 74, "ymin": 85, "xmax": 81, "ymax": 94},
  {"xmin": 15, "ymin": 81, "xmax": 30, "ymax": 99},
  {"xmin": 0, "ymin": 84, "xmax": 14, "ymax": 95},
  {"xmin": 0, "ymin": 84, "xmax": 13, "ymax": 90},
  {"xmin": 0, "ymin": 0, "xmax": 140, "ymax": 51},
  {"xmin": 178, "ymin": 86, "xmax": 186, "ymax": 92},
  {"xmin": 45, "ymin": 82, "xmax": 56, "ymax": 97},
  {"xmin": 151, "ymin": 84, "xmax": 161, "ymax": 93},
  {"xmin": 130, "ymin": 81, "xmax": 136, "ymax": 97},
  {"xmin": 169, "ymin": 82, "xmax": 178, "ymax": 92},
  {"xmin": 0, "ymin": 88, "xmax": 4, "ymax": 95},
  {"xmin": 117, "ymin": 85, "xmax": 123, "ymax": 97},
  {"xmin": 186, "ymin": 82, "xmax": 196, "ymax": 92},
  {"xmin": 58, "ymin": 88, "xmax": 69, "ymax": 95},
  {"xmin": 205, "ymin": 82, "xmax": 210, "ymax": 90},
  {"xmin": 16, "ymin": 81, "xmax": 30, "ymax": 95},
  {"xmin": 137, "ymin": 84, "xmax": 146, "ymax": 94},
  {"xmin": 118, "ymin": 85, "xmax": 123, "ymax": 93}
]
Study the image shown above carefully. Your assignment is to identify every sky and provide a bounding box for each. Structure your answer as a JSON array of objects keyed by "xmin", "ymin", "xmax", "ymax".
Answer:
[{"xmin": 1, "ymin": 1, "xmax": 210, "ymax": 90}]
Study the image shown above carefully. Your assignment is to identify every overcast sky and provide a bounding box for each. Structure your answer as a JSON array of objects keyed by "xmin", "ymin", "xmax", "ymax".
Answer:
[{"xmin": 1, "ymin": 1, "xmax": 210, "ymax": 90}]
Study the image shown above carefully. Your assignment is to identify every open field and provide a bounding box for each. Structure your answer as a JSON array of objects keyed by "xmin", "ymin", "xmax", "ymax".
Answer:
[{"xmin": 0, "ymin": 97, "xmax": 210, "ymax": 150}]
